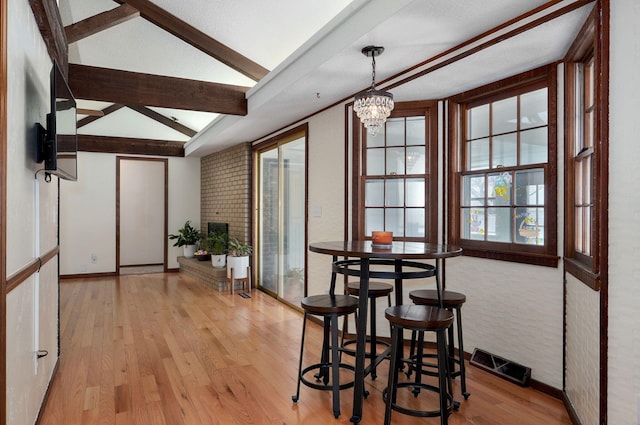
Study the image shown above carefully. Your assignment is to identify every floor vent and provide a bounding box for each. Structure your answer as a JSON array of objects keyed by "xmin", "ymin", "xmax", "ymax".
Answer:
[{"xmin": 470, "ymin": 348, "xmax": 531, "ymax": 387}]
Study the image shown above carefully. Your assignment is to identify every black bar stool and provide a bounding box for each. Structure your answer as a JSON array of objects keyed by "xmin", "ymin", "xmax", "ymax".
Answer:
[
  {"xmin": 341, "ymin": 280, "xmax": 393, "ymax": 380},
  {"xmin": 292, "ymin": 294, "xmax": 359, "ymax": 418},
  {"xmin": 409, "ymin": 289, "xmax": 470, "ymax": 400},
  {"xmin": 383, "ymin": 304, "xmax": 455, "ymax": 425}
]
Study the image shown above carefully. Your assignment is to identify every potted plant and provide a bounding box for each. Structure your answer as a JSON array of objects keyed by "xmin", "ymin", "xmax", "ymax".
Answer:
[
  {"xmin": 226, "ymin": 236, "xmax": 252, "ymax": 280},
  {"xmin": 201, "ymin": 229, "xmax": 228, "ymax": 268},
  {"xmin": 168, "ymin": 220, "xmax": 200, "ymax": 258}
]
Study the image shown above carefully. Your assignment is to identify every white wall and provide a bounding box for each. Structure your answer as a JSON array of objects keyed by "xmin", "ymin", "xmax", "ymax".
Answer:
[
  {"xmin": 306, "ymin": 106, "xmax": 346, "ymax": 296},
  {"xmin": 60, "ymin": 153, "xmax": 200, "ymax": 274},
  {"xmin": 565, "ymin": 275, "xmax": 600, "ymax": 425},
  {"xmin": 6, "ymin": 0, "xmax": 60, "ymax": 423},
  {"xmin": 608, "ymin": 1, "xmax": 640, "ymax": 423}
]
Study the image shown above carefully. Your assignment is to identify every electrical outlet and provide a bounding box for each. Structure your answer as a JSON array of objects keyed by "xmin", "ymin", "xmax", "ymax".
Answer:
[
  {"xmin": 91, "ymin": 253, "xmax": 97, "ymax": 263},
  {"xmin": 80, "ymin": 264, "xmax": 87, "ymax": 272}
]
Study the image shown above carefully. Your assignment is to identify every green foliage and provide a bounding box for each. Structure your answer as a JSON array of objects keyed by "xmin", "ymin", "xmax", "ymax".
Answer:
[
  {"xmin": 168, "ymin": 220, "xmax": 200, "ymax": 247},
  {"xmin": 227, "ymin": 236, "xmax": 252, "ymax": 257},
  {"xmin": 200, "ymin": 230, "xmax": 228, "ymax": 255}
]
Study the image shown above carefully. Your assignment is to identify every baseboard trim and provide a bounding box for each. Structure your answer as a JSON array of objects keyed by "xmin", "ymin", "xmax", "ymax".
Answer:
[
  {"xmin": 60, "ymin": 272, "xmax": 116, "ymax": 279},
  {"xmin": 562, "ymin": 392, "xmax": 584, "ymax": 425}
]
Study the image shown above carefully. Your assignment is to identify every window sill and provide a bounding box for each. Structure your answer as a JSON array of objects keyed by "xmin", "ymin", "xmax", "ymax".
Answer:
[
  {"xmin": 461, "ymin": 247, "xmax": 559, "ymax": 268},
  {"xmin": 563, "ymin": 257, "xmax": 600, "ymax": 291}
]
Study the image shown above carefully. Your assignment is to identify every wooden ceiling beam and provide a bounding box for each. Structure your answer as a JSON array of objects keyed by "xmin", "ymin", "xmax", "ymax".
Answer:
[
  {"xmin": 68, "ymin": 64, "xmax": 248, "ymax": 115},
  {"xmin": 115, "ymin": 0, "xmax": 268, "ymax": 82},
  {"xmin": 125, "ymin": 105, "xmax": 197, "ymax": 138},
  {"xmin": 29, "ymin": 0, "xmax": 68, "ymax": 75},
  {"xmin": 65, "ymin": 4, "xmax": 139, "ymax": 43},
  {"xmin": 77, "ymin": 134, "xmax": 185, "ymax": 157},
  {"xmin": 77, "ymin": 103, "xmax": 124, "ymax": 128}
]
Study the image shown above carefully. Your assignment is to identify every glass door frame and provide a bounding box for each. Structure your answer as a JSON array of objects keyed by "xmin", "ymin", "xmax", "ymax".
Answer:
[{"xmin": 253, "ymin": 124, "xmax": 308, "ymax": 307}]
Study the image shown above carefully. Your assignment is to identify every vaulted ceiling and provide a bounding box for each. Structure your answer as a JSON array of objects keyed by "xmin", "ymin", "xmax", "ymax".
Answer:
[{"xmin": 45, "ymin": 0, "xmax": 594, "ymax": 157}]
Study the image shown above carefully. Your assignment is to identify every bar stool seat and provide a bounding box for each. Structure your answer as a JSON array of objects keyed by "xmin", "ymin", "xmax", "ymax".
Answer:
[
  {"xmin": 342, "ymin": 281, "xmax": 393, "ymax": 380},
  {"xmin": 292, "ymin": 294, "xmax": 359, "ymax": 418},
  {"xmin": 383, "ymin": 305, "xmax": 456, "ymax": 425},
  {"xmin": 409, "ymin": 289, "xmax": 470, "ymax": 400}
]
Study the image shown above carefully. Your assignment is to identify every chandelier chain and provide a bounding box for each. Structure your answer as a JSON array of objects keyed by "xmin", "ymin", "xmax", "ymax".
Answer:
[{"xmin": 371, "ymin": 54, "xmax": 377, "ymax": 89}]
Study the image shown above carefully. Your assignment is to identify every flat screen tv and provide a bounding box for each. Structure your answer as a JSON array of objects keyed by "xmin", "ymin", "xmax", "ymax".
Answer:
[{"xmin": 36, "ymin": 61, "xmax": 78, "ymax": 181}]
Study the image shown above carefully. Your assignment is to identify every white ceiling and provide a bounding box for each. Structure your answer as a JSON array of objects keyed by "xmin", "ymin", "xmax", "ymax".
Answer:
[{"xmin": 58, "ymin": 0, "xmax": 594, "ymax": 156}]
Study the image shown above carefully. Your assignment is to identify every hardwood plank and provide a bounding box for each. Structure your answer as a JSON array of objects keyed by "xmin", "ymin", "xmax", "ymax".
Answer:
[{"xmin": 39, "ymin": 274, "xmax": 573, "ymax": 425}]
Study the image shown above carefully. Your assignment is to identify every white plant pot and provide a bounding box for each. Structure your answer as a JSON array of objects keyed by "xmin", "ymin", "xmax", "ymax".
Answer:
[
  {"xmin": 211, "ymin": 254, "xmax": 226, "ymax": 268},
  {"xmin": 183, "ymin": 245, "xmax": 197, "ymax": 258},
  {"xmin": 227, "ymin": 256, "xmax": 249, "ymax": 279}
]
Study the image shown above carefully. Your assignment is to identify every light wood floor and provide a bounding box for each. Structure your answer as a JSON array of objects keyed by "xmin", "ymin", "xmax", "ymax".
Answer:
[{"xmin": 38, "ymin": 273, "xmax": 573, "ymax": 425}]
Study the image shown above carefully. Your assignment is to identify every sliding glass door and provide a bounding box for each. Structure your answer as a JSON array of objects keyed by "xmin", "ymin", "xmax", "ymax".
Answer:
[{"xmin": 257, "ymin": 131, "xmax": 306, "ymax": 305}]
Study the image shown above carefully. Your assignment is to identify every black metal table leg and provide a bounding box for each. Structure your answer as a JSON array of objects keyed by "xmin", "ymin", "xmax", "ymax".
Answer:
[{"xmin": 350, "ymin": 258, "xmax": 369, "ymax": 423}]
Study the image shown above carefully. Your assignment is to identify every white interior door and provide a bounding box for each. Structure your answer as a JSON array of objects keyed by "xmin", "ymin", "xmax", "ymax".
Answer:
[{"xmin": 119, "ymin": 158, "xmax": 165, "ymax": 269}]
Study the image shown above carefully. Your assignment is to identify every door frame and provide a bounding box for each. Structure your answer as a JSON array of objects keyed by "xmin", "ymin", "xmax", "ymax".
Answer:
[
  {"xmin": 115, "ymin": 156, "xmax": 169, "ymax": 275},
  {"xmin": 253, "ymin": 124, "xmax": 308, "ymax": 304}
]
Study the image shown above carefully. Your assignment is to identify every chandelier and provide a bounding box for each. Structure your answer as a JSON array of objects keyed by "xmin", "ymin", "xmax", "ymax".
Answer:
[{"xmin": 353, "ymin": 46, "xmax": 394, "ymax": 136}]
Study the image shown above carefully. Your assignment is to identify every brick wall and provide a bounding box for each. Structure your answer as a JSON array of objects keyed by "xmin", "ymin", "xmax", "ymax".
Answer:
[{"xmin": 200, "ymin": 142, "xmax": 252, "ymax": 244}]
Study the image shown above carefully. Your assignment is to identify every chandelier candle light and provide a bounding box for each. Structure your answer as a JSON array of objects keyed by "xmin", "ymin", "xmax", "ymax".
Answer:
[{"xmin": 353, "ymin": 45, "xmax": 394, "ymax": 136}]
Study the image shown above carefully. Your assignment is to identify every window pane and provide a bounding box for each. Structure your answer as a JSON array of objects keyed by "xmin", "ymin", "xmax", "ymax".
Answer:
[
  {"xmin": 367, "ymin": 128, "xmax": 385, "ymax": 147},
  {"xmin": 367, "ymin": 148, "xmax": 384, "ymax": 175},
  {"xmin": 520, "ymin": 127, "xmax": 548, "ymax": 165},
  {"xmin": 386, "ymin": 208, "xmax": 404, "ymax": 236},
  {"xmin": 462, "ymin": 207, "xmax": 485, "ymax": 240},
  {"xmin": 575, "ymin": 206, "xmax": 583, "ymax": 251},
  {"xmin": 365, "ymin": 179, "xmax": 384, "ymax": 207},
  {"xmin": 468, "ymin": 138, "xmax": 489, "ymax": 170},
  {"xmin": 515, "ymin": 169, "xmax": 544, "ymax": 205},
  {"xmin": 407, "ymin": 117, "xmax": 425, "ymax": 146},
  {"xmin": 583, "ymin": 206, "xmax": 591, "ymax": 255},
  {"xmin": 385, "ymin": 179, "xmax": 404, "ymax": 207},
  {"xmin": 492, "ymin": 97, "xmax": 517, "ymax": 134},
  {"xmin": 386, "ymin": 118, "xmax": 405, "ymax": 146},
  {"xmin": 406, "ymin": 208, "xmax": 425, "ymax": 237},
  {"xmin": 492, "ymin": 133, "xmax": 517, "ymax": 168},
  {"xmin": 406, "ymin": 147, "xmax": 425, "ymax": 174},
  {"xmin": 462, "ymin": 175, "xmax": 485, "ymax": 206},
  {"xmin": 584, "ymin": 59, "xmax": 594, "ymax": 108},
  {"xmin": 574, "ymin": 160, "xmax": 583, "ymax": 204},
  {"xmin": 406, "ymin": 178, "xmax": 425, "ymax": 207},
  {"xmin": 584, "ymin": 110, "xmax": 594, "ymax": 149},
  {"xmin": 516, "ymin": 207, "xmax": 544, "ymax": 245},
  {"xmin": 582, "ymin": 157, "xmax": 591, "ymax": 204},
  {"xmin": 469, "ymin": 104, "xmax": 489, "ymax": 139},
  {"xmin": 386, "ymin": 147, "xmax": 405, "ymax": 175},
  {"xmin": 365, "ymin": 208, "xmax": 384, "ymax": 235},
  {"xmin": 520, "ymin": 88, "xmax": 548, "ymax": 129},
  {"xmin": 488, "ymin": 172, "xmax": 512, "ymax": 205},
  {"xmin": 487, "ymin": 207, "xmax": 511, "ymax": 242}
]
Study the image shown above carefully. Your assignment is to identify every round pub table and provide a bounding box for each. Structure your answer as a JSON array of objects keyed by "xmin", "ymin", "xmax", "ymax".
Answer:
[{"xmin": 309, "ymin": 241, "xmax": 462, "ymax": 423}]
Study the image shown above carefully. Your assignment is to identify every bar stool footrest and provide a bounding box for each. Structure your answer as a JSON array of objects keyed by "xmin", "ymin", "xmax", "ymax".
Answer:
[
  {"xmin": 382, "ymin": 382, "xmax": 457, "ymax": 418},
  {"xmin": 341, "ymin": 338, "xmax": 391, "ymax": 358},
  {"xmin": 300, "ymin": 363, "xmax": 356, "ymax": 392},
  {"xmin": 405, "ymin": 353, "xmax": 464, "ymax": 379}
]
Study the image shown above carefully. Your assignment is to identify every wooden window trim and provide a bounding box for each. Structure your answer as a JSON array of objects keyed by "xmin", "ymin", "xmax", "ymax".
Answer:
[
  {"xmin": 563, "ymin": 7, "xmax": 605, "ymax": 291},
  {"xmin": 352, "ymin": 101, "xmax": 438, "ymax": 243},
  {"xmin": 448, "ymin": 64, "xmax": 559, "ymax": 267}
]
